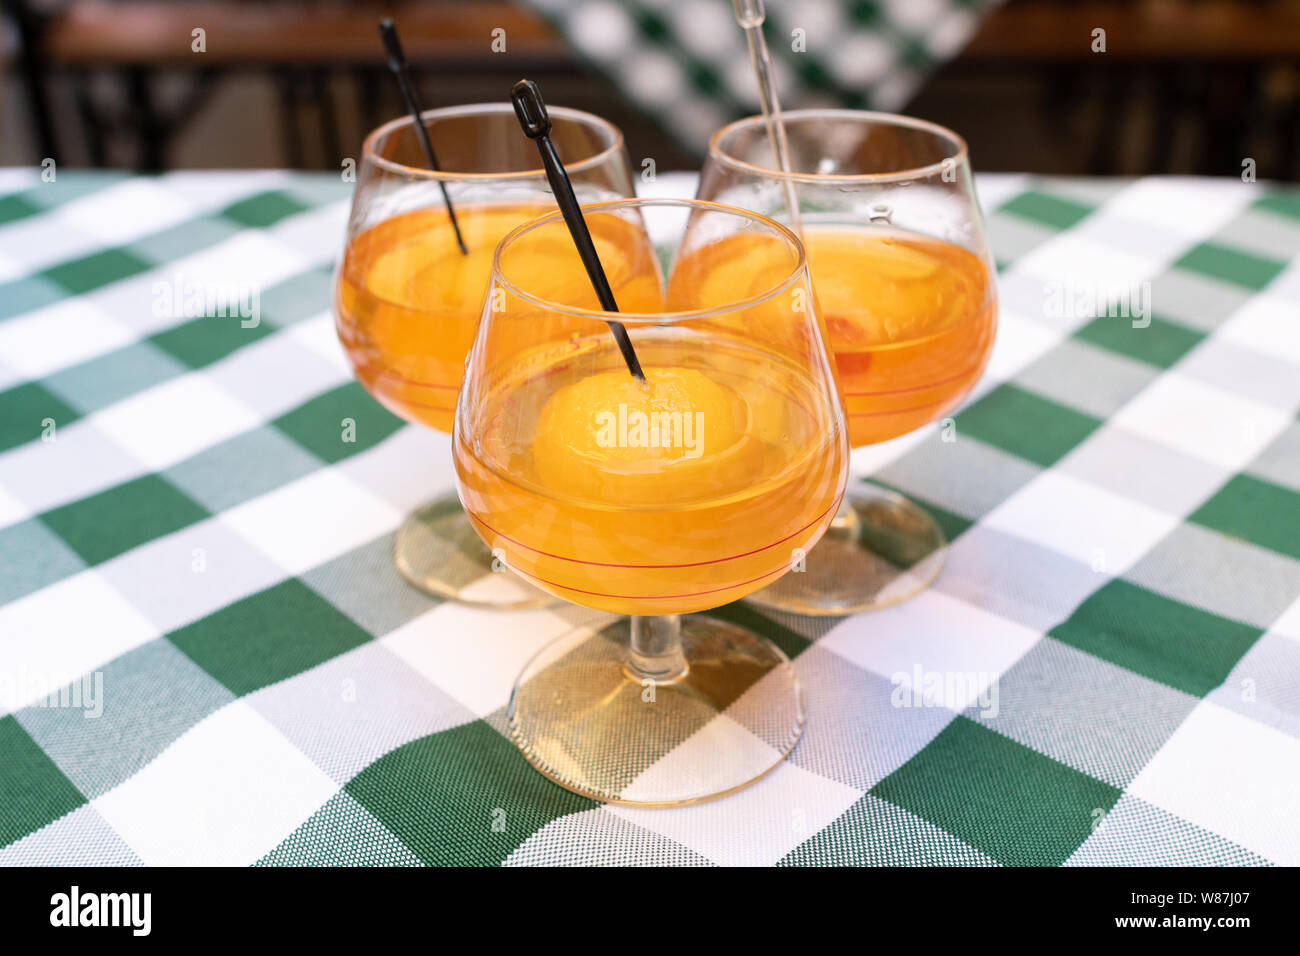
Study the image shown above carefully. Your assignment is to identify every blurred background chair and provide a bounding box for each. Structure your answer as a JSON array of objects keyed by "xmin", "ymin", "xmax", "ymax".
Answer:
[{"xmin": 2, "ymin": 0, "xmax": 1298, "ymax": 179}]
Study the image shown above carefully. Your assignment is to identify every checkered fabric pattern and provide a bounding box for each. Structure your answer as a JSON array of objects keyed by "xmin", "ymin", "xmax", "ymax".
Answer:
[
  {"xmin": 525, "ymin": 0, "xmax": 1003, "ymax": 152},
  {"xmin": 2, "ymin": 167, "xmax": 1299, "ymax": 867}
]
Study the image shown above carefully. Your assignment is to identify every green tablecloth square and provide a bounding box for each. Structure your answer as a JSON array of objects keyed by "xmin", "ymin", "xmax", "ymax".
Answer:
[
  {"xmin": 0, "ymin": 716, "xmax": 87, "ymax": 849},
  {"xmin": 971, "ymin": 637, "xmax": 1200, "ymax": 789},
  {"xmin": 272, "ymin": 381, "xmax": 405, "ymax": 464},
  {"xmin": 1217, "ymin": 206, "xmax": 1300, "ymax": 261},
  {"xmin": 256, "ymin": 791, "xmax": 423, "ymax": 867},
  {"xmin": 1049, "ymin": 579, "xmax": 1264, "ymax": 697},
  {"xmin": 1073, "ymin": 313, "xmax": 1206, "ymax": 369},
  {"xmin": 847, "ymin": 1, "xmax": 884, "ymax": 27},
  {"xmin": 299, "ymin": 535, "xmax": 438, "ymax": 639},
  {"xmin": 259, "ymin": 267, "xmax": 336, "ymax": 328},
  {"xmin": 1013, "ymin": 338, "xmax": 1161, "ymax": 422},
  {"xmin": 150, "ymin": 313, "xmax": 274, "ymax": 370},
  {"xmin": 42, "ymin": 246, "xmax": 153, "ymax": 296},
  {"xmin": 22, "ymin": 171, "xmax": 130, "ymax": 211},
  {"xmin": 996, "ymin": 190, "xmax": 1096, "ymax": 231},
  {"xmin": 707, "ymin": 600, "xmax": 814, "ymax": 660},
  {"xmin": 634, "ymin": 8, "xmax": 669, "ymax": 43},
  {"xmin": 0, "ymin": 274, "xmax": 69, "ymax": 320},
  {"xmin": 43, "ymin": 341, "xmax": 190, "ymax": 415},
  {"xmin": 0, "ymin": 519, "xmax": 88, "ymax": 605},
  {"xmin": 1174, "ymin": 241, "xmax": 1288, "ymax": 290},
  {"xmin": 898, "ymin": 35, "xmax": 938, "ymax": 70},
  {"xmin": 956, "ymin": 383, "xmax": 1103, "ymax": 468},
  {"xmin": 122, "ymin": 215, "xmax": 243, "ymax": 265},
  {"xmin": 0, "ymin": 191, "xmax": 40, "ymax": 226},
  {"xmin": 793, "ymin": 57, "xmax": 837, "ymax": 95},
  {"xmin": 688, "ymin": 61, "xmax": 727, "ymax": 98},
  {"xmin": 344, "ymin": 721, "xmax": 598, "ymax": 866},
  {"xmin": 39, "ymin": 473, "xmax": 210, "ymax": 566},
  {"xmin": 162, "ymin": 426, "xmax": 325, "ymax": 514},
  {"xmin": 871, "ymin": 716, "xmax": 1121, "ymax": 866},
  {"xmin": 220, "ymin": 190, "xmax": 312, "ymax": 230},
  {"xmin": 1125, "ymin": 523, "xmax": 1300, "ymax": 631},
  {"xmin": 1247, "ymin": 420, "xmax": 1300, "ymax": 493},
  {"xmin": 1146, "ymin": 269, "xmax": 1258, "ymax": 334},
  {"xmin": 14, "ymin": 639, "xmax": 235, "ymax": 799},
  {"xmin": 780, "ymin": 793, "xmax": 998, "ymax": 866},
  {"xmin": 1190, "ymin": 473, "xmax": 1300, "ymax": 562},
  {"xmin": 166, "ymin": 579, "xmax": 372, "ymax": 696},
  {"xmin": 1255, "ymin": 192, "xmax": 1300, "ymax": 221},
  {"xmin": 984, "ymin": 213, "xmax": 1059, "ymax": 270},
  {"xmin": 875, "ymin": 436, "xmax": 1041, "ymax": 524},
  {"xmin": 279, "ymin": 178, "xmax": 351, "ymax": 209},
  {"xmin": 0, "ymin": 381, "xmax": 81, "ymax": 454}
]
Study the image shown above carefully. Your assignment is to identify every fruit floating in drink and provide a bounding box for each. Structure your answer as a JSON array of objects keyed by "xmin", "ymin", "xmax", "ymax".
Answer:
[
  {"xmin": 455, "ymin": 333, "xmax": 846, "ymax": 616},
  {"xmin": 805, "ymin": 227, "xmax": 996, "ymax": 447},
  {"xmin": 665, "ymin": 225, "xmax": 996, "ymax": 449}
]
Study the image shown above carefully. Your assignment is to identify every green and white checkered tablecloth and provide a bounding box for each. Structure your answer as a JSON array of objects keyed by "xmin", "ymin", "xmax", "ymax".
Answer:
[
  {"xmin": 1, "ymin": 168, "xmax": 1299, "ymax": 867},
  {"xmin": 526, "ymin": 0, "xmax": 1003, "ymax": 151}
]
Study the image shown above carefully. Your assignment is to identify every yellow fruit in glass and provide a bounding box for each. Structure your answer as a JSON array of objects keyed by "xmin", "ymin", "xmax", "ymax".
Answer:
[
  {"xmin": 667, "ymin": 225, "xmax": 996, "ymax": 448},
  {"xmin": 455, "ymin": 333, "xmax": 846, "ymax": 616},
  {"xmin": 455, "ymin": 218, "xmax": 846, "ymax": 616},
  {"xmin": 806, "ymin": 227, "xmax": 996, "ymax": 447}
]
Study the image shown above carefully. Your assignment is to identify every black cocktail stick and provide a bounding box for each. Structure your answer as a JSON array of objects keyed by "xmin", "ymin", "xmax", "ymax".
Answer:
[
  {"xmin": 378, "ymin": 18, "xmax": 467, "ymax": 255},
  {"xmin": 510, "ymin": 79, "xmax": 644, "ymax": 381}
]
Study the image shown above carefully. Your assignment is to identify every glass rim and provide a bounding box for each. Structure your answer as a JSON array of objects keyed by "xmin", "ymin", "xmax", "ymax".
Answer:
[
  {"xmin": 707, "ymin": 108, "xmax": 970, "ymax": 184},
  {"xmin": 361, "ymin": 102, "xmax": 625, "ymax": 182},
  {"xmin": 491, "ymin": 198, "xmax": 809, "ymax": 325}
]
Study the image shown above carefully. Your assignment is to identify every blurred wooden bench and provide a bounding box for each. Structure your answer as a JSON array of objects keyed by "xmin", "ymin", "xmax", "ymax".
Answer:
[
  {"xmin": 39, "ymin": 0, "xmax": 562, "ymax": 65},
  {"xmin": 7, "ymin": 0, "xmax": 1300, "ymax": 172},
  {"xmin": 6, "ymin": 0, "xmax": 566, "ymax": 167}
]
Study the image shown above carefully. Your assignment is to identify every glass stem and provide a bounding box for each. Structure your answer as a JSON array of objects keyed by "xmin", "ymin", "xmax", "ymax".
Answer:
[{"xmin": 628, "ymin": 615, "xmax": 688, "ymax": 683}]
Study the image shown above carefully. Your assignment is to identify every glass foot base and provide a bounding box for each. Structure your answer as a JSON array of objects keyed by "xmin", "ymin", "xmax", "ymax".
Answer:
[
  {"xmin": 745, "ymin": 482, "xmax": 946, "ymax": 616},
  {"xmin": 508, "ymin": 615, "xmax": 805, "ymax": 807},
  {"xmin": 393, "ymin": 493, "xmax": 557, "ymax": 610}
]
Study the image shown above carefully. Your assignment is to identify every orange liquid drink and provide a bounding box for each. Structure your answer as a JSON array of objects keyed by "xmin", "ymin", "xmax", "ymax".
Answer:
[
  {"xmin": 664, "ymin": 225, "xmax": 994, "ymax": 448},
  {"xmin": 808, "ymin": 228, "xmax": 995, "ymax": 447},
  {"xmin": 455, "ymin": 334, "xmax": 847, "ymax": 615},
  {"xmin": 335, "ymin": 202, "xmax": 661, "ymax": 433}
]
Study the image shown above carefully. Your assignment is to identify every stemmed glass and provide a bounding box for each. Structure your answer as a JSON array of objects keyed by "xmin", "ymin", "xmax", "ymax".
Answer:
[
  {"xmin": 334, "ymin": 103, "xmax": 634, "ymax": 608},
  {"xmin": 455, "ymin": 198, "xmax": 848, "ymax": 805},
  {"xmin": 698, "ymin": 110, "xmax": 998, "ymax": 614}
]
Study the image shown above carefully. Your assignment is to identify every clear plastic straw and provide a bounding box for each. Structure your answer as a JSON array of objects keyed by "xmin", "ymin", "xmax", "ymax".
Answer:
[{"xmin": 731, "ymin": 0, "xmax": 803, "ymax": 236}]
